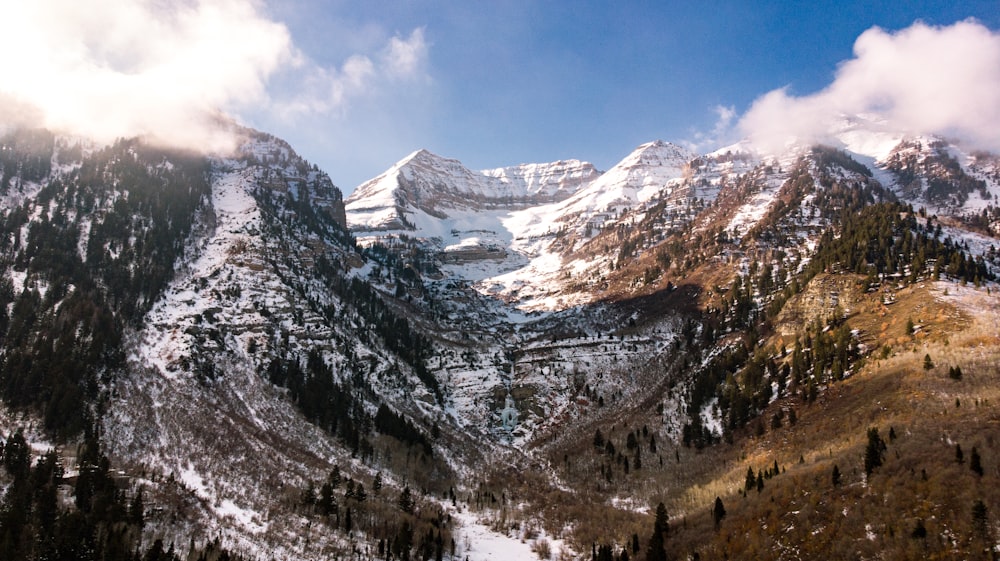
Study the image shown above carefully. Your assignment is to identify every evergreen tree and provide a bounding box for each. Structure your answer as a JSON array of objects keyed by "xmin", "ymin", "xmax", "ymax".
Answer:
[
  {"xmin": 712, "ymin": 496, "xmax": 726, "ymax": 529},
  {"xmin": 744, "ymin": 466, "xmax": 756, "ymax": 493},
  {"xmin": 864, "ymin": 427, "xmax": 886, "ymax": 477},
  {"xmin": 832, "ymin": 464, "xmax": 841, "ymax": 487},
  {"xmin": 971, "ymin": 447, "xmax": 984, "ymax": 476},
  {"xmin": 912, "ymin": 519, "xmax": 927, "ymax": 539},
  {"xmin": 646, "ymin": 502, "xmax": 669, "ymax": 561},
  {"xmin": 398, "ymin": 486, "xmax": 415, "ymax": 514},
  {"xmin": 923, "ymin": 353, "xmax": 934, "ymax": 370},
  {"xmin": 956, "ymin": 443, "xmax": 965, "ymax": 464},
  {"xmin": 318, "ymin": 482, "xmax": 335, "ymax": 516}
]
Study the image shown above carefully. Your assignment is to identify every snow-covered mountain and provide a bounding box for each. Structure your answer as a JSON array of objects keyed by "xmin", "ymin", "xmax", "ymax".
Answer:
[
  {"xmin": 345, "ymin": 149, "xmax": 599, "ymax": 231},
  {"xmin": 3, "ymin": 114, "xmax": 1000, "ymax": 561},
  {"xmin": 345, "ymin": 121, "xmax": 1000, "ymax": 313}
]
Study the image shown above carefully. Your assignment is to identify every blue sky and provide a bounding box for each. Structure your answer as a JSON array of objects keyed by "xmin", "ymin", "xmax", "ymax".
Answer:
[
  {"xmin": 4, "ymin": 1, "xmax": 999, "ymax": 193},
  {"xmin": 248, "ymin": 1, "xmax": 1000, "ymax": 191}
]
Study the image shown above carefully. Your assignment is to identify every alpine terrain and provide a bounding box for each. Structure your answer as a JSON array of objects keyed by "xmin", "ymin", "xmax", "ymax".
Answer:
[{"xmin": 2, "ymin": 113, "xmax": 1000, "ymax": 561}]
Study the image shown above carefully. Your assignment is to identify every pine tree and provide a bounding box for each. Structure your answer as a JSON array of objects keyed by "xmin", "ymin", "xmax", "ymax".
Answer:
[
  {"xmin": 864, "ymin": 427, "xmax": 886, "ymax": 477},
  {"xmin": 923, "ymin": 354, "xmax": 934, "ymax": 370},
  {"xmin": 398, "ymin": 486, "xmax": 415, "ymax": 514},
  {"xmin": 646, "ymin": 502, "xmax": 669, "ymax": 561},
  {"xmin": 971, "ymin": 447, "xmax": 984, "ymax": 476},
  {"xmin": 832, "ymin": 464, "xmax": 841, "ymax": 487},
  {"xmin": 911, "ymin": 518, "xmax": 927, "ymax": 539},
  {"xmin": 319, "ymin": 482, "xmax": 335, "ymax": 515},
  {"xmin": 712, "ymin": 496, "xmax": 726, "ymax": 529},
  {"xmin": 956, "ymin": 444, "xmax": 965, "ymax": 464},
  {"xmin": 745, "ymin": 466, "xmax": 756, "ymax": 493}
]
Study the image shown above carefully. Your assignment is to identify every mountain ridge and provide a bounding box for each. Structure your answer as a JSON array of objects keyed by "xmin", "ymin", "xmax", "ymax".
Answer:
[{"xmin": 2, "ymin": 117, "xmax": 1000, "ymax": 561}]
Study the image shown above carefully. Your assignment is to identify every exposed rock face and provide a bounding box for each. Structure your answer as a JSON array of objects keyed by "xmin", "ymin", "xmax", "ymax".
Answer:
[
  {"xmin": 881, "ymin": 138, "xmax": 995, "ymax": 211},
  {"xmin": 344, "ymin": 149, "xmax": 600, "ymax": 231}
]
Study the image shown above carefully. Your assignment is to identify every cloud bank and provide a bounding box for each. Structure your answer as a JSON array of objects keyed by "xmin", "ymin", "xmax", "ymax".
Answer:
[
  {"xmin": 0, "ymin": 0, "xmax": 427, "ymax": 152},
  {"xmin": 737, "ymin": 20, "xmax": 1000, "ymax": 155}
]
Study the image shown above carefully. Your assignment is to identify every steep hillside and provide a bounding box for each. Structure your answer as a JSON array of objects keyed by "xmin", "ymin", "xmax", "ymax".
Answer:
[
  {"xmin": 2, "ymin": 119, "xmax": 1000, "ymax": 561},
  {"xmin": 0, "ymin": 128, "xmax": 483, "ymax": 560}
]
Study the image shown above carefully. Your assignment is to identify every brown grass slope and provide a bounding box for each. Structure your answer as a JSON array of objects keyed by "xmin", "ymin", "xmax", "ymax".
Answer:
[
  {"xmin": 662, "ymin": 280, "xmax": 1000, "ymax": 560},
  {"xmin": 487, "ymin": 277, "xmax": 1000, "ymax": 561}
]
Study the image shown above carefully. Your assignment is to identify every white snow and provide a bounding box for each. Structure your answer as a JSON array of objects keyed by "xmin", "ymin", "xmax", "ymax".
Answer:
[
  {"xmin": 727, "ymin": 169, "xmax": 789, "ymax": 239},
  {"xmin": 453, "ymin": 508, "xmax": 564, "ymax": 561}
]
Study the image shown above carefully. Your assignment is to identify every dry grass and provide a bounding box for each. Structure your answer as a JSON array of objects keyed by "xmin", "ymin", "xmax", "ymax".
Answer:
[{"xmin": 502, "ymin": 279, "xmax": 1000, "ymax": 559}]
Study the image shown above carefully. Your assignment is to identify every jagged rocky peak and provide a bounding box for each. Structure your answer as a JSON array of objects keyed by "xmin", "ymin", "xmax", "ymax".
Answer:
[
  {"xmin": 345, "ymin": 148, "xmax": 601, "ymax": 231},
  {"xmin": 234, "ymin": 130, "xmax": 348, "ymax": 227},
  {"xmin": 551, "ymin": 140, "xmax": 697, "ymax": 219},
  {"xmin": 480, "ymin": 158, "xmax": 601, "ymax": 199},
  {"xmin": 595, "ymin": 140, "xmax": 695, "ymax": 186},
  {"xmin": 625, "ymin": 139, "xmax": 696, "ymax": 166},
  {"xmin": 879, "ymin": 135, "xmax": 998, "ymax": 211}
]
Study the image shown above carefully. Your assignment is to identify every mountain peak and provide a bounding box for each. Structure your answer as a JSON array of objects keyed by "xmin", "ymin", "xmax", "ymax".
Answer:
[
  {"xmin": 627, "ymin": 139, "xmax": 695, "ymax": 162},
  {"xmin": 346, "ymin": 150, "xmax": 601, "ymax": 231}
]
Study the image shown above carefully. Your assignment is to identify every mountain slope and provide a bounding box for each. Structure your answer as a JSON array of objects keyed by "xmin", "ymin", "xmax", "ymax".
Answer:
[
  {"xmin": 345, "ymin": 149, "xmax": 599, "ymax": 232},
  {"xmin": 2, "ymin": 116, "xmax": 1000, "ymax": 561}
]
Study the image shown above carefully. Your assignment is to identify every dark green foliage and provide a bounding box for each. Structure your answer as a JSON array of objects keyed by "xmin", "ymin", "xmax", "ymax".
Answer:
[
  {"xmin": 864, "ymin": 427, "xmax": 886, "ymax": 477},
  {"xmin": 646, "ymin": 502, "xmax": 669, "ymax": 561},
  {"xmin": 911, "ymin": 518, "xmax": 927, "ymax": 539},
  {"xmin": 594, "ymin": 543, "xmax": 616, "ymax": 561},
  {"xmin": 593, "ymin": 428, "xmax": 605, "ymax": 448},
  {"xmin": 812, "ymin": 146, "xmax": 873, "ymax": 178},
  {"xmin": 832, "ymin": 464, "xmax": 841, "ymax": 487},
  {"xmin": 971, "ymin": 447, "xmax": 983, "ymax": 476},
  {"xmin": 0, "ymin": 129, "xmax": 54, "ymax": 191},
  {"xmin": 312, "ymin": 256, "xmax": 440, "ymax": 401},
  {"xmin": 806, "ymin": 202, "xmax": 992, "ymax": 285},
  {"xmin": 0, "ymin": 138, "xmax": 210, "ymax": 437},
  {"xmin": 0, "ymin": 424, "xmax": 236, "ymax": 561},
  {"xmin": 923, "ymin": 354, "xmax": 934, "ymax": 370},
  {"xmin": 745, "ymin": 466, "xmax": 756, "ymax": 493},
  {"xmin": 885, "ymin": 140, "xmax": 988, "ymax": 206},
  {"xmin": 712, "ymin": 496, "xmax": 726, "ymax": 529},
  {"xmin": 398, "ymin": 486, "xmax": 415, "ymax": 514},
  {"xmin": 265, "ymin": 351, "xmax": 371, "ymax": 457},
  {"xmin": 374, "ymin": 404, "xmax": 432, "ymax": 456}
]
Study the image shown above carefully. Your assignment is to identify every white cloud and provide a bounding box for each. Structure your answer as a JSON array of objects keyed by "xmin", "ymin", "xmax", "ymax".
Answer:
[
  {"xmin": 273, "ymin": 28, "xmax": 428, "ymax": 119},
  {"xmin": 383, "ymin": 28, "xmax": 428, "ymax": 78},
  {"xmin": 738, "ymin": 19, "xmax": 1000, "ymax": 155},
  {"xmin": 0, "ymin": 0, "xmax": 429, "ymax": 153},
  {"xmin": 683, "ymin": 104, "xmax": 738, "ymax": 152},
  {"xmin": 712, "ymin": 105, "xmax": 737, "ymax": 136}
]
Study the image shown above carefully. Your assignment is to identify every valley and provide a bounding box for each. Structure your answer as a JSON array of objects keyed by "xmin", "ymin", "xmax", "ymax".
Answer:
[{"xmin": 1, "ymin": 121, "xmax": 999, "ymax": 560}]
